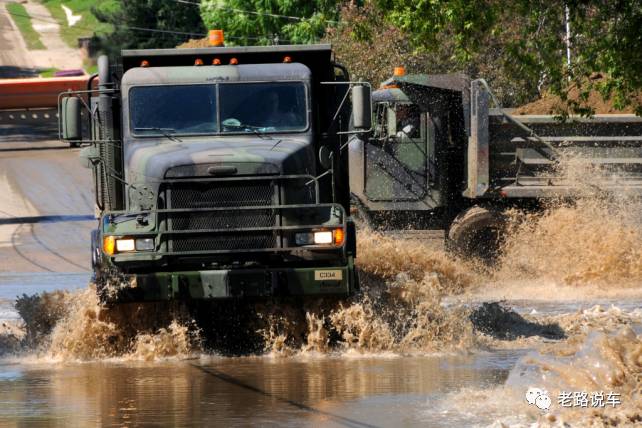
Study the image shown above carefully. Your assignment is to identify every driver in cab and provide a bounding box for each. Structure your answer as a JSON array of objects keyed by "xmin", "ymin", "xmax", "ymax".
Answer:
[
  {"xmin": 395, "ymin": 105, "xmax": 420, "ymax": 140},
  {"xmin": 261, "ymin": 90, "xmax": 297, "ymax": 128}
]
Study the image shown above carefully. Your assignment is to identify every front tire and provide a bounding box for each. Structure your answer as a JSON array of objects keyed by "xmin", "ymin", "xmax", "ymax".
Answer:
[{"xmin": 447, "ymin": 206, "xmax": 506, "ymax": 261}]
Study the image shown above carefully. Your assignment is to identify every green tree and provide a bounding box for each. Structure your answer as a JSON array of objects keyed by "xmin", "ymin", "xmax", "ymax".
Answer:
[
  {"xmin": 324, "ymin": 2, "xmax": 450, "ymax": 85},
  {"xmin": 380, "ymin": 0, "xmax": 642, "ymax": 114},
  {"xmin": 326, "ymin": 1, "xmax": 539, "ymax": 107},
  {"xmin": 94, "ymin": 0, "xmax": 206, "ymax": 58},
  {"xmin": 199, "ymin": 0, "xmax": 341, "ymax": 45}
]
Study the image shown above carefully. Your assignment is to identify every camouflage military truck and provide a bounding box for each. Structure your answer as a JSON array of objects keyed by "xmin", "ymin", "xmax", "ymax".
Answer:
[
  {"xmin": 59, "ymin": 42, "xmax": 371, "ymax": 303},
  {"xmin": 349, "ymin": 71, "xmax": 642, "ymax": 257}
]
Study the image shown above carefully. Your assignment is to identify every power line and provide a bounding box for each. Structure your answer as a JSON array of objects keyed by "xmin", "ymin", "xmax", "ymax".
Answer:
[
  {"xmin": 6, "ymin": 10, "xmax": 206, "ymax": 38},
  {"xmin": 175, "ymin": 0, "xmax": 338, "ymax": 24},
  {"xmin": 6, "ymin": 10, "xmax": 291, "ymax": 43}
]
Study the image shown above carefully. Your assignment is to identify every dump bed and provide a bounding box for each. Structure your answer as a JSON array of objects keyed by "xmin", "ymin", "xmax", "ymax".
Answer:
[{"xmin": 465, "ymin": 79, "xmax": 642, "ymax": 198}]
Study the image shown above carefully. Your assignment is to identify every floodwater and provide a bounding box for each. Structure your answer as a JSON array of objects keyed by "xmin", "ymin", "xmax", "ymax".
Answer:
[
  {"xmin": 0, "ymin": 273, "xmax": 515, "ymax": 427},
  {"xmin": 1, "ymin": 138, "xmax": 642, "ymax": 427},
  {"xmin": 1, "ymin": 272, "xmax": 640, "ymax": 427},
  {"xmin": 0, "ymin": 330, "xmax": 522, "ymax": 427}
]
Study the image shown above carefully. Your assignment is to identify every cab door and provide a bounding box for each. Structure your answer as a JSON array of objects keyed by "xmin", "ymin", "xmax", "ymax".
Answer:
[{"xmin": 365, "ymin": 103, "xmax": 429, "ymax": 201}]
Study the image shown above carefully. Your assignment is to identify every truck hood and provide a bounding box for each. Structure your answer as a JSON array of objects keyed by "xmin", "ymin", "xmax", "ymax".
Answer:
[{"xmin": 124, "ymin": 135, "xmax": 316, "ymax": 183}]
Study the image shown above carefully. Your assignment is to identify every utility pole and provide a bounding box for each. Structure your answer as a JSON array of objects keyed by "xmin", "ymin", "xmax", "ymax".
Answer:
[{"xmin": 565, "ymin": 4, "xmax": 572, "ymax": 72}]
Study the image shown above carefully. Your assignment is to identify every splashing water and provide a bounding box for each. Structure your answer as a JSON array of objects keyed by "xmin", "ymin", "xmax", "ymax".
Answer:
[
  {"xmin": 496, "ymin": 155, "xmax": 642, "ymax": 287},
  {"xmin": 2, "ymin": 181, "xmax": 642, "ymax": 361},
  {"xmin": 504, "ymin": 327, "xmax": 642, "ymax": 427},
  {"xmin": 498, "ymin": 196, "xmax": 642, "ymax": 286},
  {"xmin": 4, "ymin": 287, "xmax": 201, "ymax": 361},
  {"xmin": 254, "ymin": 231, "xmax": 479, "ymax": 355}
]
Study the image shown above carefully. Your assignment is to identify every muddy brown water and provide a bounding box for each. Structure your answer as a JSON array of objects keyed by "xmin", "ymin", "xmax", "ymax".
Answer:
[
  {"xmin": 2, "ymin": 138, "xmax": 642, "ymax": 426},
  {"xmin": 1, "ymin": 271, "xmax": 641, "ymax": 427},
  {"xmin": 0, "ymin": 346, "xmax": 521, "ymax": 427}
]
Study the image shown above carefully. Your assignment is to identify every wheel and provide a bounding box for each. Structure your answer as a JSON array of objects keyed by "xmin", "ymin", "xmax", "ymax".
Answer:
[{"xmin": 447, "ymin": 206, "xmax": 506, "ymax": 261}]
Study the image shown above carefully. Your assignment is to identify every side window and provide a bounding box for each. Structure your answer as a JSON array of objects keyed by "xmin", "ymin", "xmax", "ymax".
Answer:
[
  {"xmin": 373, "ymin": 103, "xmax": 388, "ymax": 138},
  {"xmin": 394, "ymin": 104, "xmax": 421, "ymax": 139}
]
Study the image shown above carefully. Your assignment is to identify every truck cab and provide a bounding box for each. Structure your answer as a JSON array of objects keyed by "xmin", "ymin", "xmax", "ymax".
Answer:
[
  {"xmin": 61, "ymin": 43, "xmax": 371, "ymax": 303},
  {"xmin": 349, "ymin": 72, "xmax": 468, "ymax": 230}
]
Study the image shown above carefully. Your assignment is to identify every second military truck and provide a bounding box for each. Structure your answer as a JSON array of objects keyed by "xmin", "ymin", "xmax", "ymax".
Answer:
[{"xmin": 349, "ymin": 71, "xmax": 642, "ymax": 257}]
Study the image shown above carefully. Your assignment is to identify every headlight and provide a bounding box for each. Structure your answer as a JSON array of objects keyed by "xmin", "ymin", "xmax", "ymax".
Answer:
[
  {"xmin": 294, "ymin": 229, "xmax": 345, "ymax": 246},
  {"xmin": 313, "ymin": 231, "xmax": 333, "ymax": 244},
  {"xmin": 295, "ymin": 232, "xmax": 313, "ymax": 246},
  {"xmin": 115, "ymin": 238, "xmax": 135, "ymax": 252},
  {"xmin": 105, "ymin": 237, "xmax": 155, "ymax": 254},
  {"xmin": 135, "ymin": 238, "xmax": 155, "ymax": 251}
]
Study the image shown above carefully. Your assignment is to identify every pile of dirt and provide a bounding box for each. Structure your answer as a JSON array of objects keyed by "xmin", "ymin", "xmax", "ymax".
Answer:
[
  {"xmin": 178, "ymin": 38, "xmax": 210, "ymax": 49},
  {"xmin": 515, "ymin": 85, "xmax": 642, "ymax": 115}
]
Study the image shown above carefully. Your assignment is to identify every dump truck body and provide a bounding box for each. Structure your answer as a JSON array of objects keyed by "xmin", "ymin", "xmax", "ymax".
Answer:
[
  {"xmin": 350, "ymin": 73, "xmax": 642, "ymax": 255},
  {"xmin": 61, "ymin": 44, "xmax": 367, "ymax": 303}
]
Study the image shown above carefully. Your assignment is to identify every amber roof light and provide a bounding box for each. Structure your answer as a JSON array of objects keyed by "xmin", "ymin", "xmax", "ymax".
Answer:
[
  {"xmin": 393, "ymin": 66, "xmax": 406, "ymax": 77},
  {"xmin": 209, "ymin": 30, "xmax": 225, "ymax": 47}
]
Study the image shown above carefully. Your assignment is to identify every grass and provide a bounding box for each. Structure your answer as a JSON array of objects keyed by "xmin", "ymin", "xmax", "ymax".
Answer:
[
  {"xmin": 83, "ymin": 58, "xmax": 97, "ymax": 75},
  {"xmin": 39, "ymin": 67, "xmax": 59, "ymax": 77},
  {"xmin": 6, "ymin": 2, "xmax": 46, "ymax": 50},
  {"xmin": 40, "ymin": 0, "xmax": 113, "ymax": 48}
]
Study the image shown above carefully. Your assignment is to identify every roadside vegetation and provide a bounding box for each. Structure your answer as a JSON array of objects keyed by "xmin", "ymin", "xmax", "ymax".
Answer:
[
  {"xmin": 92, "ymin": 0, "xmax": 205, "ymax": 59},
  {"xmin": 38, "ymin": 67, "xmax": 59, "ymax": 77},
  {"xmin": 6, "ymin": 2, "xmax": 45, "ymax": 50},
  {"xmin": 39, "ymin": 0, "xmax": 112, "ymax": 48}
]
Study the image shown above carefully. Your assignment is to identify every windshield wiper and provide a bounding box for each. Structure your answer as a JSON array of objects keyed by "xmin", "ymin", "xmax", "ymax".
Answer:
[
  {"xmin": 134, "ymin": 127, "xmax": 182, "ymax": 142},
  {"xmin": 249, "ymin": 127, "xmax": 272, "ymax": 140}
]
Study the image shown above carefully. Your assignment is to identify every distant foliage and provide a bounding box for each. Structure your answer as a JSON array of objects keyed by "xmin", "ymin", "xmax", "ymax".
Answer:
[
  {"xmin": 325, "ymin": 2, "xmax": 539, "ymax": 107},
  {"xmin": 199, "ymin": 0, "xmax": 340, "ymax": 45},
  {"xmin": 380, "ymin": 0, "xmax": 642, "ymax": 114},
  {"xmin": 93, "ymin": 0, "xmax": 206, "ymax": 59},
  {"xmin": 324, "ymin": 2, "xmax": 445, "ymax": 85}
]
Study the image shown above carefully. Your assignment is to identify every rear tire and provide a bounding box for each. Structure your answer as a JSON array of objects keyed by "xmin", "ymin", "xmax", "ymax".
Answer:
[{"xmin": 447, "ymin": 206, "xmax": 505, "ymax": 261}]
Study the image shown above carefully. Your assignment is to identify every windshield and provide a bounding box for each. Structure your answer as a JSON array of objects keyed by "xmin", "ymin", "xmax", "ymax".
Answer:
[
  {"xmin": 219, "ymin": 82, "xmax": 307, "ymax": 133},
  {"xmin": 129, "ymin": 82, "xmax": 307, "ymax": 137},
  {"xmin": 130, "ymin": 85, "xmax": 218, "ymax": 135}
]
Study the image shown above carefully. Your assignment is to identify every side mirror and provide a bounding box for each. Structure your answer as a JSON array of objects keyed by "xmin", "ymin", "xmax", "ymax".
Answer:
[
  {"xmin": 79, "ymin": 145, "xmax": 99, "ymax": 169},
  {"xmin": 61, "ymin": 97, "xmax": 82, "ymax": 141},
  {"xmin": 352, "ymin": 85, "xmax": 372, "ymax": 130},
  {"xmin": 318, "ymin": 146, "xmax": 332, "ymax": 170}
]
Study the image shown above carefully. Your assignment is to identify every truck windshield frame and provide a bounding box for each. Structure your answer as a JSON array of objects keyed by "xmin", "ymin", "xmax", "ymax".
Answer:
[{"xmin": 129, "ymin": 81, "xmax": 310, "ymax": 138}]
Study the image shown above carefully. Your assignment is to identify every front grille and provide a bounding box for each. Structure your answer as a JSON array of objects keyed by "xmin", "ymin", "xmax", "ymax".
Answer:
[
  {"xmin": 172, "ymin": 233, "xmax": 276, "ymax": 252},
  {"xmin": 169, "ymin": 182, "xmax": 274, "ymax": 209},
  {"xmin": 164, "ymin": 180, "xmax": 278, "ymax": 253},
  {"xmin": 171, "ymin": 209, "xmax": 274, "ymax": 230}
]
